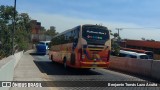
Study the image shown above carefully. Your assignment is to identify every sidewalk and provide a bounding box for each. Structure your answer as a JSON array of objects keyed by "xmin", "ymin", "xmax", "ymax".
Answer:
[{"xmin": 9, "ymin": 50, "xmax": 57, "ymax": 90}]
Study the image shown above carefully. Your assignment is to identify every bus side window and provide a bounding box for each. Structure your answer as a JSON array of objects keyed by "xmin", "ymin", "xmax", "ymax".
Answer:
[
  {"xmin": 66, "ymin": 32, "xmax": 71, "ymax": 43},
  {"xmin": 60, "ymin": 34, "xmax": 65, "ymax": 44},
  {"xmin": 74, "ymin": 26, "xmax": 80, "ymax": 39}
]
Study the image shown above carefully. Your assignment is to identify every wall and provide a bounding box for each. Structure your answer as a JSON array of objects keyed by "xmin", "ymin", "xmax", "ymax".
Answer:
[
  {"xmin": 14, "ymin": 51, "xmax": 24, "ymax": 68},
  {"xmin": 109, "ymin": 56, "xmax": 160, "ymax": 80},
  {"xmin": 154, "ymin": 54, "xmax": 160, "ymax": 60},
  {"xmin": 151, "ymin": 61, "xmax": 160, "ymax": 80},
  {"xmin": 0, "ymin": 51, "xmax": 23, "ymax": 90}
]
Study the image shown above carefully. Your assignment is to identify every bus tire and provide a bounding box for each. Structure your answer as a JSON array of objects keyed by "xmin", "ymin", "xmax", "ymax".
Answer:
[
  {"xmin": 51, "ymin": 55, "xmax": 54, "ymax": 63},
  {"xmin": 70, "ymin": 53, "xmax": 75, "ymax": 65},
  {"xmin": 63, "ymin": 57, "xmax": 67, "ymax": 69}
]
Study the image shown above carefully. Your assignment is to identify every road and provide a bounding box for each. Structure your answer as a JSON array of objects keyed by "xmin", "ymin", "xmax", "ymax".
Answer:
[
  {"xmin": 31, "ymin": 54, "xmax": 159, "ymax": 90},
  {"xmin": 10, "ymin": 51, "xmax": 160, "ymax": 90}
]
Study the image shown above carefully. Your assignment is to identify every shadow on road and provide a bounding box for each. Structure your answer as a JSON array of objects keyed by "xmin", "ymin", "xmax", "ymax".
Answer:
[{"xmin": 33, "ymin": 60, "xmax": 102, "ymax": 75}]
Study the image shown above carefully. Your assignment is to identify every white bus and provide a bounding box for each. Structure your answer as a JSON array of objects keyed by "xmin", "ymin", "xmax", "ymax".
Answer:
[{"xmin": 119, "ymin": 50, "xmax": 149, "ymax": 60}]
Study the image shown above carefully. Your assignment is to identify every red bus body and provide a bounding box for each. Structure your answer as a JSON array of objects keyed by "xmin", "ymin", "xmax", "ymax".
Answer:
[{"xmin": 49, "ymin": 25, "xmax": 111, "ymax": 68}]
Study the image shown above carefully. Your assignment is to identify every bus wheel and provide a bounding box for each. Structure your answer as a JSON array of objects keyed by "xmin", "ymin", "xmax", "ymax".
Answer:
[
  {"xmin": 63, "ymin": 57, "xmax": 67, "ymax": 69},
  {"xmin": 70, "ymin": 53, "xmax": 75, "ymax": 65},
  {"xmin": 51, "ymin": 55, "xmax": 54, "ymax": 63}
]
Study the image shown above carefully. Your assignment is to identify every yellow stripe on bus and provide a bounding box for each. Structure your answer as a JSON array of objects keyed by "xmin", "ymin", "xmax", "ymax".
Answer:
[{"xmin": 87, "ymin": 48, "xmax": 103, "ymax": 50}]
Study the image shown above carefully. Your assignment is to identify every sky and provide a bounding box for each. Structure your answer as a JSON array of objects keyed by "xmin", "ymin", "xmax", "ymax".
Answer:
[{"xmin": 1, "ymin": 0, "xmax": 160, "ymax": 41}]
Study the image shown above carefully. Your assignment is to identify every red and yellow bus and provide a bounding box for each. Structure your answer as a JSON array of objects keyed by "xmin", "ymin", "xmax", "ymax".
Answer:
[{"xmin": 49, "ymin": 24, "xmax": 111, "ymax": 68}]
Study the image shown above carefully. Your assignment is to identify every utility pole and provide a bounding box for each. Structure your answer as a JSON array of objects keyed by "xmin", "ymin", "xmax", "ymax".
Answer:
[
  {"xmin": 115, "ymin": 28, "xmax": 122, "ymax": 38},
  {"xmin": 12, "ymin": 0, "xmax": 16, "ymax": 55},
  {"xmin": 115, "ymin": 28, "xmax": 122, "ymax": 42}
]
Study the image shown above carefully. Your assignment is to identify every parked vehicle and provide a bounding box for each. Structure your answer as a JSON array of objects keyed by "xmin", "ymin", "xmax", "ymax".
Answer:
[
  {"xmin": 119, "ymin": 50, "xmax": 149, "ymax": 60},
  {"xmin": 121, "ymin": 48, "xmax": 153, "ymax": 59}
]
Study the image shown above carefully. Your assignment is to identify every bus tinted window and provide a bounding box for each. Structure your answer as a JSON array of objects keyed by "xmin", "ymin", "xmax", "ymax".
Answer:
[
  {"xmin": 82, "ymin": 26, "xmax": 109, "ymax": 45},
  {"xmin": 39, "ymin": 42, "xmax": 45, "ymax": 45},
  {"xmin": 51, "ymin": 26, "xmax": 80, "ymax": 45}
]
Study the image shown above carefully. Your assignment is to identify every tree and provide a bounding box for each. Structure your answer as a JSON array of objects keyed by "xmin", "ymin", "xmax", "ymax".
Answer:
[
  {"xmin": 45, "ymin": 26, "xmax": 58, "ymax": 36},
  {"xmin": 0, "ymin": 5, "xmax": 15, "ymax": 57},
  {"xmin": 0, "ymin": 5, "xmax": 32, "ymax": 59},
  {"xmin": 110, "ymin": 30, "xmax": 121, "ymax": 56},
  {"xmin": 141, "ymin": 37, "xmax": 145, "ymax": 40},
  {"xmin": 113, "ymin": 33, "xmax": 119, "ymax": 38},
  {"xmin": 111, "ymin": 39, "xmax": 120, "ymax": 56},
  {"xmin": 15, "ymin": 13, "xmax": 31, "ymax": 51}
]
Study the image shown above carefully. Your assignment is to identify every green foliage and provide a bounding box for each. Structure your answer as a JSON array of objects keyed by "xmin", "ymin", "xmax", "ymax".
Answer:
[
  {"xmin": 0, "ymin": 5, "xmax": 32, "ymax": 59},
  {"xmin": 0, "ymin": 5, "xmax": 13, "ymax": 58},
  {"xmin": 110, "ymin": 30, "xmax": 120, "ymax": 56},
  {"xmin": 15, "ymin": 27, "xmax": 30, "ymax": 51},
  {"xmin": 45, "ymin": 26, "xmax": 58, "ymax": 36},
  {"xmin": 111, "ymin": 40, "xmax": 120, "ymax": 56}
]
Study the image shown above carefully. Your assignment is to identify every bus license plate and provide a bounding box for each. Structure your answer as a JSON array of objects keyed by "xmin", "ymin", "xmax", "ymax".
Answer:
[{"xmin": 92, "ymin": 64, "xmax": 97, "ymax": 67}]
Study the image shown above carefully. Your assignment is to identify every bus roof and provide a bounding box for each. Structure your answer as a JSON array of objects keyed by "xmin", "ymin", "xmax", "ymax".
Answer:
[
  {"xmin": 52, "ymin": 25, "xmax": 79, "ymax": 38},
  {"xmin": 52, "ymin": 24, "xmax": 108, "ymax": 39}
]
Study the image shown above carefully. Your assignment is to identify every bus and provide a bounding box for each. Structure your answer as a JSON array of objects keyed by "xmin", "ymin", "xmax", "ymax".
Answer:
[
  {"xmin": 35, "ymin": 41, "xmax": 51, "ymax": 55},
  {"xmin": 36, "ymin": 44, "xmax": 47, "ymax": 55},
  {"xmin": 121, "ymin": 48, "xmax": 153, "ymax": 59},
  {"xmin": 119, "ymin": 50, "xmax": 149, "ymax": 60},
  {"xmin": 39, "ymin": 41, "xmax": 51, "ymax": 49},
  {"xmin": 49, "ymin": 24, "xmax": 111, "ymax": 68}
]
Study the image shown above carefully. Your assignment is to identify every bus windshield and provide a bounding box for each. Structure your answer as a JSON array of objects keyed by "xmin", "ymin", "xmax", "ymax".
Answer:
[
  {"xmin": 82, "ymin": 25, "xmax": 109, "ymax": 45},
  {"xmin": 39, "ymin": 42, "xmax": 45, "ymax": 45}
]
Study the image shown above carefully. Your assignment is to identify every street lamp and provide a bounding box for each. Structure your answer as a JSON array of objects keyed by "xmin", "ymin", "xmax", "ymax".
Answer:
[{"xmin": 12, "ymin": 0, "xmax": 16, "ymax": 54}]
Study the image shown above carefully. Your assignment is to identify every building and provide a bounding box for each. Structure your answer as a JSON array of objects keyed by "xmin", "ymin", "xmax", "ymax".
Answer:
[
  {"xmin": 120, "ymin": 39, "xmax": 160, "ymax": 59},
  {"xmin": 30, "ymin": 20, "xmax": 44, "ymax": 42},
  {"xmin": 30, "ymin": 20, "xmax": 41, "ymax": 34}
]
